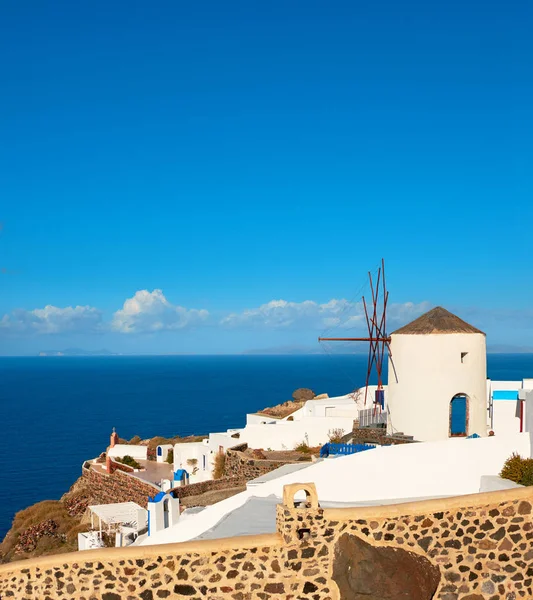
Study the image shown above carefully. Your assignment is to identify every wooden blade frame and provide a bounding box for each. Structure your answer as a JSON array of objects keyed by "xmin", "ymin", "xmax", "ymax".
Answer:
[{"xmin": 318, "ymin": 258, "xmax": 397, "ymax": 408}]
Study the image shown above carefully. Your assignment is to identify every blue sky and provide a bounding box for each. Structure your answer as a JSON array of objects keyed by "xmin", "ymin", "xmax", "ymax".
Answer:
[{"xmin": 1, "ymin": 0, "xmax": 532, "ymax": 354}]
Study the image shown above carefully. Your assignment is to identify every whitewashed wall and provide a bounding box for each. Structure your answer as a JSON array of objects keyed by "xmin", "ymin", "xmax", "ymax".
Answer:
[
  {"xmin": 492, "ymin": 401, "xmax": 522, "ymax": 437},
  {"xmin": 142, "ymin": 433, "xmax": 531, "ymax": 546},
  {"xmin": 387, "ymin": 333, "xmax": 487, "ymax": 441},
  {"xmin": 209, "ymin": 432, "xmax": 243, "ymax": 453},
  {"xmin": 148, "ymin": 495, "xmax": 180, "ymax": 535},
  {"xmin": 173, "ymin": 440, "xmax": 212, "ymax": 482},
  {"xmin": 521, "ymin": 389, "xmax": 533, "ymax": 458},
  {"xmin": 245, "ymin": 414, "xmax": 278, "ymax": 425},
  {"xmin": 156, "ymin": 444, "xmax": 173, "ymax": 463},
  {"xmin": 237, "ymin": 416, "xmax": 355, "ymax": 450},
  {"xmin": 108, "ymin": 444, "xmax": 148, "ymax": 461},
  {"xmin": 489, "ymin": 380, "xmax": 522, "ymax": 434}
]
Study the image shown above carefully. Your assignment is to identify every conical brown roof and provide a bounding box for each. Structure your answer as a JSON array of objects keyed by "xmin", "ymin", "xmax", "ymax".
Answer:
[{"xmin": 392, "ymin": 307, "xmax": 485, "ymax": 335}]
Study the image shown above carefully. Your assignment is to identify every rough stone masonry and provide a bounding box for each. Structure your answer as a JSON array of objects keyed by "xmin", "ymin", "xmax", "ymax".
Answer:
[{"xmin": 0, "ymin": 482, "xmax": 532, "ymax": 599}]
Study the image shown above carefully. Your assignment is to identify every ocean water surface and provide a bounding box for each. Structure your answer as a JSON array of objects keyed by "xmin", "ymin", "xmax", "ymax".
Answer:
[{"xmin": 1, "ymin": 353, "xmax": 532, "ymax": 539}]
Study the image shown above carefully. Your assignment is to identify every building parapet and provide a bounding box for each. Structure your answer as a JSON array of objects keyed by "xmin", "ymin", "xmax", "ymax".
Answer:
[{"xmin": 1, "ymin": 483, "xmax": 532, "ymax": 599}]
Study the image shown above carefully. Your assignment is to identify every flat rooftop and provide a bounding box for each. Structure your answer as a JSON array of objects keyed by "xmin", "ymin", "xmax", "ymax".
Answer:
[{"xmin": 192, "ymin": 493, "xmax": 454, "ymax": 541}]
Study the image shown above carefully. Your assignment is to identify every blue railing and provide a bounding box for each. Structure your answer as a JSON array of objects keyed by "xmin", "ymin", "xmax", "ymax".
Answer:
[{"xmin": 319, "ymin": 442, "xmax": 375, "ymax": 458}]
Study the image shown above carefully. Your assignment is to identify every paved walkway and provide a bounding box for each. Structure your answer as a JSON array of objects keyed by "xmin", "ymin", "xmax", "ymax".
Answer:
[
  {"xmin": 134, "ymin": 460, "xmax": 173, "ymax": 485},
  {"xmin": 90, "ymin": 460, "xmax": 173, "ymax": 486}
]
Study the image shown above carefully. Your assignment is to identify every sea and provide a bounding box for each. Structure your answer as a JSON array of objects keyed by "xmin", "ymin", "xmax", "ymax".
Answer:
[{"xmin": 1, "ymin": 353, "xmax": 532, "ymax": 540}]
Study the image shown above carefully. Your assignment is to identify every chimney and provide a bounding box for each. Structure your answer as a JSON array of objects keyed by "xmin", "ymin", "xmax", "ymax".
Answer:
[{"xmin": 110, "ymin": 427, "xmax": 119, "ymax": 448}]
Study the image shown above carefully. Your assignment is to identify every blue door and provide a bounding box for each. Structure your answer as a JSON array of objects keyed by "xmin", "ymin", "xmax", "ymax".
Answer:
[{"xmin": 450, "ymin": 396, "xmax": 467, "ymax": 436}]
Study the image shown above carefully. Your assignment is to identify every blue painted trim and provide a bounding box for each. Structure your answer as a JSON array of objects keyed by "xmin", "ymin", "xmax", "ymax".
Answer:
[
  {"xmin": 319, "ymin": 442, "xmax": 375, "ymax": 458},
  {"xmin": 492, "ymin": 390, "xmax": 519, "ymax": 400},
  {"xmin": 148, "ymin": 491, "xmax": 166, "ymax": 503}
]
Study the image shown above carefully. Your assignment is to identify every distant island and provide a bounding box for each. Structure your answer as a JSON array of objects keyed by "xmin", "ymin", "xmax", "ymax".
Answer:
[
  {"xmin": 38, "ymin": 348, "xmax": 119, "ymax": 357},
  {"xmin": 243, "ymin": 343, "xmax": 533, "ymax": 355}
]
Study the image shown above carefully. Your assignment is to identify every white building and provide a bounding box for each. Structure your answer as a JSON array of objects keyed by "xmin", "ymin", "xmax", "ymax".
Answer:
[
  {"xmin": 173, "ymin": 439, "xmax": 212, "ymax": 482},
  {"xmin": 220, "ymin": 391, "xmax": 375, "ymax": 452},
  {"xmin": 487, "ymin": 378, "xmax": 532, "ymax": 436},
  {"xmin": 156, "ymin": 444, "xmax": 173, "ymax": 463},
  {"xmin": 147, "ymin": 492, "xmax": 180, "ymax": 536},
  {"xmin": 140, "ymin": 431, "xmax": 531, "ymax": 546},
  {"xmin": 107, "ymin": 444, "xmax": 148, "ymax": 461},
  {"xmin": 161, "ymin": 391, "xmax": 373, "ymax": 485},
  {"xmin": 386, "ymin": 307, "xmax": 488, "ymax": 442},
  {"xmin": 78, "ymin": 502, "xmax": 148, "ymax": 550}
]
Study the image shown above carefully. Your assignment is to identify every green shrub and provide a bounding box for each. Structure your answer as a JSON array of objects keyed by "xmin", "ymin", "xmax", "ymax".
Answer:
[
  {"xmin": 117, "ymin": 455, "xmax": 141, "ymax": 470},
  {"xmin": 165, "ymin": 449, "xmax": 174, "ymax": 464}
]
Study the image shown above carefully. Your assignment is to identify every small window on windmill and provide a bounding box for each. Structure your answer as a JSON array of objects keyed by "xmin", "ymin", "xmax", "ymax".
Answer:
[{"xmin": 461, "ymin": 352, "xmax": 468, "ymax": 364}]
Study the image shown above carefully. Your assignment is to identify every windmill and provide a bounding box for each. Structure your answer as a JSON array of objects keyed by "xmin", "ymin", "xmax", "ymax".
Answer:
[{"xmin": 319, "ymin": 259, "xmax": 396, "ymax": 414}]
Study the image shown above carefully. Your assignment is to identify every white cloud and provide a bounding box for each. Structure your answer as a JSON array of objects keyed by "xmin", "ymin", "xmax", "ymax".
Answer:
[
  {"xmin": 221, "ymin": 298, "xmax": 432, "ymax": 331},
  {"xmin": 111, "ymin": 289, "xmax": 209, "ymax": 333},
  {"xmin": 0, "ymin": 293, "xmax": 430, "ymax": 338},
  {"xmin": 0, "ymin": 305, "xmax": 103, "ymax": 335}
]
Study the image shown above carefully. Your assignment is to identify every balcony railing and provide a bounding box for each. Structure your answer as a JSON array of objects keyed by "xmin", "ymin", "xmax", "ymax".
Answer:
[{"xmin": 359, "ymin": 408, "xmax": 388, "ymax": 428}]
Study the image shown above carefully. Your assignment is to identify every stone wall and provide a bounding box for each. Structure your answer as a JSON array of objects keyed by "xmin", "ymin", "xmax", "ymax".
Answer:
[
  {"xmin": 81, "ymin": 468, "xmax": 159, "ymax": 509},
  {"xmin": 82, "ymin": 466, "xmax": 244, "ymax": 510},
  {"xmin": 224, "ymin": 446, "xmax": 307, "ymax": 480},
  {"xmin": 1, "ymin": 484, "xmax": 532, "ymax": 599},
  {"xmin": 349, "ymin": 426, "xmax": 416, "ymax": 446},
  {"xmin": 171, "ymin": 476, "xmax": 246, "ymax": 500},
  {"xmin": 107, "ymin": 458, "xmax": 134, "ymax": 474},
  {"xmin": 277, "ymin": 484, "xmax": 533, "ymax": 600}
]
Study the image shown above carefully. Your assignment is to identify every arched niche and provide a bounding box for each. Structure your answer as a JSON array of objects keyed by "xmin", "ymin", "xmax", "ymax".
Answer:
[{"xmin": 282, "ymin": 482, "xmax": 319, "ymax": 509}]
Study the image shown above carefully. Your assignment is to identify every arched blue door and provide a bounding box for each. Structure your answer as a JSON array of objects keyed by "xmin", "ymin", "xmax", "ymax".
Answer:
[
  {"xmin": 450, "ymin": 395, "xmax": 468, "ymax": 436},
  {"xmin": 157, "ymin": 446, "xmax": 162, "ymax": 456}
]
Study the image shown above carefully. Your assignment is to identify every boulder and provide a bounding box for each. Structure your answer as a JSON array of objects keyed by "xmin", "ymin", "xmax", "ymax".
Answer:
[{"xmin": 332, "ymin": 533, "xmax": 441, "ymax": 600}]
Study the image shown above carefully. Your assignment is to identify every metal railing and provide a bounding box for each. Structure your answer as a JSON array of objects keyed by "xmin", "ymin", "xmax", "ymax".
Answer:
[
  {"xmin": 359, "ymin": 408, "xmax": 388, "ymax": 428},
  {"xmin": 319, "ymin": 442, "xmax": 375, "ymax": 458}
]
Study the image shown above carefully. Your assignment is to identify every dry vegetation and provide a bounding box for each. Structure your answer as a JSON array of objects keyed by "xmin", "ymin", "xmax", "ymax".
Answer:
[
  {"xmin": 242, "ymin": 447, "xmax": 316, "ymax": 461},
  {"xmin": 0, "ymin": 432, "xmax": 213, "ymax": 564},
  {"xmin": 501, "ymin": 453, "xmax": 533, "ymax": 486},
  {"xmin": 144, "ymin": 435, "xmax": 207, "ymax": 460},
  {"xmin": 293, "ymin": 441, "xmax": 321, "ymax": 455},
  {"xmin": 258, "ymin": 400, "xmax": 305, "ymax": 418},
  {"xmin": 327, "ymin": 428, "xmax": 345, "ymax": 443},
  {"xmin": 257, "ymin": 388, "xmax": 322, "ymax": 419},
  {"xmin": 212, "ymin": 453, "xmax": 226, "ymax": 479},
  {"xmin": 0, "ymin": 501, "xmax": 86, "ymax": 564}
]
